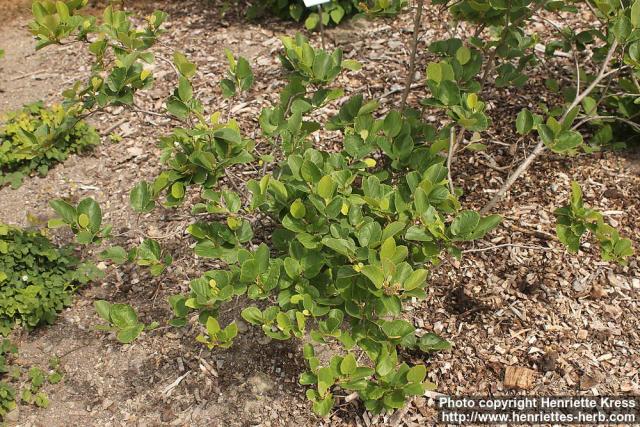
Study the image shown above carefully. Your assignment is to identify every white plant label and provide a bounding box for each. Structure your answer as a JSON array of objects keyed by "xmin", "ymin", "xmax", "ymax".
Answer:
[{"xmin": 303, "ymin": 0, "xmax": 331, "ymax": 7}]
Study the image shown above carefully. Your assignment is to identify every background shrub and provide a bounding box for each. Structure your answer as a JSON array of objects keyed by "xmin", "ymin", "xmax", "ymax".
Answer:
[
  {"xmin": 0, "ymin": 102, "xmax": 99, "ymax": 189},
  {"xmin": 247, "ymin": 0, "xmax": 406, "ymax": 29}
]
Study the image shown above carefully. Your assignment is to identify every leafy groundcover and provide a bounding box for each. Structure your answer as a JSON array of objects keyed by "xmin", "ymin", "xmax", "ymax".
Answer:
[
  {"xmin": 0, "ymin": 102, "xmax": 99, "ymax": 189},
  {"xmin": 0, "ymin": 224, "xmax": 98, "ymax": 335}
]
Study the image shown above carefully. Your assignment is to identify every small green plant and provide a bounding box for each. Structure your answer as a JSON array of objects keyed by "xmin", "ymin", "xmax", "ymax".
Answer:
[
  {"xmin": 151, "ymin": 39, "xmax": 498, "ymax": 416},
  {"xmin": 29, "ymin": 1, "xmax": 639, "ymax": 420},
  {"xmin": 29, "ymin": 1, "xmax": 167, "ymax": 138},
  {"xmin": 220, "ymin": 49, "xmax": 254, "ymax": 98},
  {"xmin": 196, "ymin": 317, "xmax": 238, "ymax": 349},
  {"xmin": 0, "ymin": 224, "xmax": 99, "ymax": 335},
  {"xmin": 0, "ymin": 102, "xmax": 99, "ymax": 189},
  {"xmin": 0, "ymin": 341, "xmax": 64, "ymax": 418},
  {"xmin": 21, "ymin": 367, "xmax": 49, "ymax": 408},
  {"xmin": 0, "ymin": 340, "xmax": 17, "ymax": 419},
  {"xmin": 48, "ymin": 197, "xmax": 112, "ymax": 244},
  {"xmin": 100, "ymin": 239, "xmax": 172, "ymax": 276},
  {"xmin": 94, "ymin": 300, "xmax": 158, "ymax": 344},
  {"xmin": 279, "ymin": 34, "xmax": 361, "ymax": 85},
  {"xmin": 47, "ymin": 357, "xmax": 63, "ymax": 385},
  {"xmin": 555, "ymin": 182, "xmax": 634, "ymax": 263}
]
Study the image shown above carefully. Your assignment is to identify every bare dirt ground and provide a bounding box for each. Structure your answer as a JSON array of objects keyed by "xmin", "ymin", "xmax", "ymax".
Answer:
[{"xmin": 0, "ymin": 1, "xmax": 638, "ymax": 426}]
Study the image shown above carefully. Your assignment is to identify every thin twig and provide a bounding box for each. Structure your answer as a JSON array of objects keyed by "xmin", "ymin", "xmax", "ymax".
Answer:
[
  {"xmin": 317, "ymin": 5, "xmax": 326, "ymax": 50},
  {"xmin": 462, "ymin": 243, "xmax": 552, "ymax": 253},
  {"xmin": 480, "ymin": 0, "xmax": 545, "ymax": 87},
  {"xmin": 481, "ymin": 40, "xmax": 619, "ymax": 214},
  {"xmin": 400, "ymin": 0, "xmax": 425, "ymax": 110},
  {"xmin": 572, "ymin": 115, "xmax": 640, "ymax": 133},
  {"xmin": 224, "ymin": 170, "xmax": 244, "ymax": 195},
  {"xmin": 102, "ymin": 118, "xmax": 128, "ymax": 135},
  {"xmin": 382, "ymin": 82, "xmax": 425, "ymax": 99}
]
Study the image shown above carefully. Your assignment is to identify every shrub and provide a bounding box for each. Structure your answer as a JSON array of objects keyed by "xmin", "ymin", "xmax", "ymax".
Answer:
[
  {"xmin": 0, "ymin": 102, "xmax": 99, "ymax": 189},
  {"xmin": 0, "ymin": 223, "xmax": 98, "ymax": 335},
  {"xmin": 132, "ymin": 37, "xmax": 500, "ymax": 416},
  {"xmin": 30, "ymin": 0, "xmax": 636, "ymax": 419},
  {"xmin": 247, "ymin": 0, "xmax": 406, "ymax": 30}
]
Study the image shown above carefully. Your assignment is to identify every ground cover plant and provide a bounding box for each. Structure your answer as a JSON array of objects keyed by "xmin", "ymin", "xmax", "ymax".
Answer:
[
  {"xmin": 0, "ymin": 101, "xmax": 98, "ymax": 189},
  {"xmin": 0, "ymin": 0, "xmax": 636, "ymax": 423},
  {"xmin": 0, "ymin": 223, "xmax": 99, "ymax": 336}
]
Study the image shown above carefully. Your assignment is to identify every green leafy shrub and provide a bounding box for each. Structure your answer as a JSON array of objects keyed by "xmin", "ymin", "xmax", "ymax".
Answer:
[
  {"xmin": 0, "ymin": 102, "xmax": 99, "ymax": 189},
  {"xmin": 555, "ymin": 182, "xmax": 634, "ymax": 263},
  {"xmin": 30, "ymin": 0, "xmax": 639, "ymax": 420},
  {"xmin": 220, "ymin": 49, "xmax": 254, "ymax": 98},
  {"xmin": 100, "ymin": 239, "xmax": 173, "ymax": 276},
  {"xmin": 247, "ymin": 0, "xmax": 406, "ymax": 30},
  {"xmin": 144, "ymin": 38, "xmax": 500, "ymax": 416},
  {"xmin": 0, "ymin": 224, "xmax": 97, "ymax": 335},
  {"xmin": 30, "ymin": 2, "xmax": 167, "ymax": 112},
  {"xmin": 94, "ymin": 300, "xmax": 158, "ymax": 344}
]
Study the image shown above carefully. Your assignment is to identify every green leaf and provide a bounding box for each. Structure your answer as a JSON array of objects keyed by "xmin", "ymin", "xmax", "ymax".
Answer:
[
  {"xmin": 418, "ymin": 333, "xmax": 452, "ymax": 351},
  {"xmin": 240, "ymin": 259, "xmax": 259, "ymax": 282},
  {"xmin": 290, "ymin": 199, "xmax": 306, "ymax": 219},
  {"xmin": 241, "ymin": 307, "xmax": 263, "ymax": 325},
  {"xmin": 450, "ymin": 210, "xmax": 480, "ymax": 236},
  {"xmin": 77, "ymin": 198, "xmax": 102, "ymax": 232},
  {"xmin": 178, "ymin": 76, "xmax": 193, "ymax": 102},
  {"xmin": 426, "ymin": 62, "xmax": 442, "ymax": 83},
  {"xmin": 305, "ymin": 13, "xmax": 319, "ymax": 30},
  {"xmin": 49, "ymin": 200, "xmax": 76, "ymax": 224},
  {"xmin": 173, "ymin": 51, "xmax": 197, "ymax": 79},
  {"xmin": 220, "ymin": 78, "xmax": 236, "ymax": 98},
  {"xmin": 406, "ymin": 365, "xmax": 427, "ymax": 383},
  {"xmin": 116, "ymin": 324, "xmax": 144, "ymax": 344},
  {"xmin": 632, "ymin": 0, "xmax": 640, "ymax": 28},
  {"xmin": 322, "ymin": 238, "xmax": 354, "ymax": 258},
  {"xmin": 361, "ymin": 265, "xmax": 385, "ymax": 288},
  {"xmin": 404, "ymin": 269, "xmax": 427, "ymax": 291},
  {"xmin": 455, "ymin": 46, "xmax": 471, "ymax": 65},
  {"xmin": 78, "ymin": 213, "xmax": 90, "ymax": 228},
  {"xmin": 317, "ymin": 175, "xmax": 336, "ymax": 200},
  {"xmin": 312, "ymin": 395, "xmax": 334, "ymax": 417},
  {"xmin": 109, "ymin": 304, "xmax": 138, "ymax": 329},
  {"xmin": 94, "ymin": 300, "xmax": 112, "ymax": 322},
  {"xmin": 340, "ymin": 353, "xmax": 357, "ymax": 375},
  {"xmin": 130, "ymin": 181, "xmax": 155, "ymax": 213},
  {"xmin": 375, "ymin": 350, "xmax": 394, "ymax": 377},
  {"xmin": 171, "ymin": 182, "xmax": 185, "ymax": 199},
  {"xmin": 342, "ymin": 59, "xmax": 362, "ymax": 71},
  {"xmin": 381, "ymin": 319, "xmax": 415, "ymax": 339},
  {"xmin": 317, "ymin": 367, "xmax": 333, "ymax": 396},
  {"xmin": 99, "ymin": 246, "xmax": 128, "ymax": 264},
  {"xmin": 516, "ymin": 109, "xmax": 534, "ymax": 135}
]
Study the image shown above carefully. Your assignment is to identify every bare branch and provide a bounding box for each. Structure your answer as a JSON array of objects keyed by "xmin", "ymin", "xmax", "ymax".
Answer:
[
  {"xmin": 481, "ymin": 40, "xmax": 619, "ymax": 214},
  {"xmin": 400, "ymin": 0, "xmax": 425, "ymax": 110}
]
